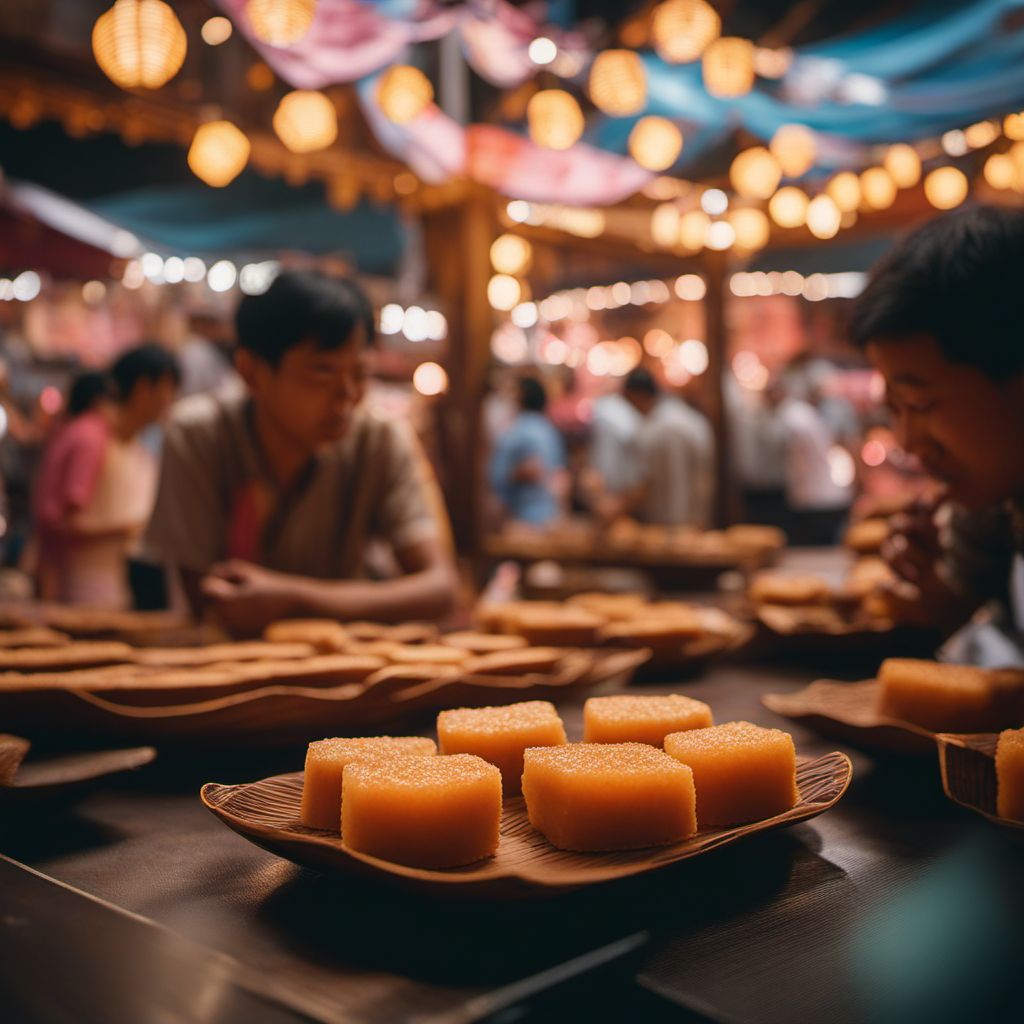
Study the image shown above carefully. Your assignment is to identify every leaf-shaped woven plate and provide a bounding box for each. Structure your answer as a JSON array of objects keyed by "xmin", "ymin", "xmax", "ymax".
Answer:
[
  {"xmin": 762, "ymin": 679, "xmax": 938, "ymax": 755},
  {"xmin": 200, "ymin": 752, "xmax": 852, "ymax": 899},
  {"xmin": 935, "ymin": 732, "xmax": 1024, "ymax": 831}
]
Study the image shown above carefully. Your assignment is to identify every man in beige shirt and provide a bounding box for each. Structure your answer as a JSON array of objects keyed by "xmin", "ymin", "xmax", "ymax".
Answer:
[{"xmin": 144, "ymin": 270, "xmax": 456, "ymax": 635}]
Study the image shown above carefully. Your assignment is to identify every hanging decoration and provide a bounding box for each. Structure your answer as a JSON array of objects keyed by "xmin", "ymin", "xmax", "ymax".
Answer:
[
  {"xmin": 527, "ymin": 89, "xmax": 584, "ymax": 150},
  {"xmin": 246, "ymin": 0, "xmax": 316, "ymax": 46},
  {"xmin": 768, "ymin": 186, "xmax": 809, "ymax": 228},
  {"xmin": 882, "ymin": 143, "xmax": 921, "ymax": 188},
  {"xmin": 730, "ymin": 147, "xmax": 782, "ymax": 200},
  {"xmin": 826, "ymin": 171, "xmax": 861, "ymax": 212},
  {"xmin": 188, "ymin": 120, "xmax": 251, "ymax": 186},
  {"xmin": 489, "ymin": 235, "xmax": 533, "ymax": 275},
  {"xmin": 727, "ymin": 207, "xmax": 770, "ymax": 251},
  {"xmin": 806, "ymin": 194, "xmax": 841, "ymax": 239},
  {"xmin": 702, "ymin": 37, "xmax": 755, "ymax": 98},
  {"xmin": 651, "ymin": 0, "xmax": 721, "ymax": 64},
  {"xmin": 92, "ymin": 0, "xmax": 187, "ymax": 90},
  {"xmin": 628, "ymin": 117, "xmax": 683, "ymax": 171},
  {"xmin": 860, "ymin": 166, "xmax": 897, "ymax": 209},
  {"xmin": 377, "ymin": 64, "xmax": 434, "ymax": 124},
  {"xmin": 272, "ymin": 89, "xmax": 337, "ymax": 152},
  {"xmin": 588, "ymin": 50, "xmax": 647, "ymax": 117},
  {"xmin": 769, "ymin": 124, "xmax": 816, "ymax": 178},
  {"xmin": 924, "ymin": 166, "xmax": 969, "ymax": 209}
]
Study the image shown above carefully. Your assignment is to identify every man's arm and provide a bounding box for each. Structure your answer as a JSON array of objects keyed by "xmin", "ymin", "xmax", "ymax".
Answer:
[{"xmin": 201, "ymin": 537, "xmax": 457, "ymax": 636}]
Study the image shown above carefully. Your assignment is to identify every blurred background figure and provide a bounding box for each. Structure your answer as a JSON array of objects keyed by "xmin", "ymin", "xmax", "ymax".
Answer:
[
  {"xmin": 32, "ymin": 344, "xmax": 179, "ymax": 608},
  {"xmin": 488, "ymin": 375, "xmax": 566, "ymax": 527}
]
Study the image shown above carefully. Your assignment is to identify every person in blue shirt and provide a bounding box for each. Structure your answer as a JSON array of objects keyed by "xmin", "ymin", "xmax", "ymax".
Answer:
[{"xmin": 489, "ymin": 376, "xmax": 566, "ymax": 526}]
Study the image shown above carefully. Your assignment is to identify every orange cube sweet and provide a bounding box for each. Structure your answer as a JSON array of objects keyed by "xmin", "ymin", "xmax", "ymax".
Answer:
[
  {"xmin": 522, "ymin": 743, "xmax": 697, "ymax": 851},
  {"xmin": 300, "ymin": 735, "xmax": 436, "ymax": 830},
  {"xmin": 583, "ymin": 694, "xmax": 713, "ymax": 746},
  {"xmin": 341, "ymin": 754, "xmax": 502, "ymax": 868},
  {"xmin": 664, "ymin": 721, "xmax": 798, "ymax": 828},
  {"xmin": 878, "ymin": 659, "xmax": 1024, "ymax": 733},
  {"xmin": 437, "ymin": 700, "xmax": 567, "ymax": 794},
  {"xmin": 996, "ymin": 727, "xmax": 1024, "ymax": 822}
]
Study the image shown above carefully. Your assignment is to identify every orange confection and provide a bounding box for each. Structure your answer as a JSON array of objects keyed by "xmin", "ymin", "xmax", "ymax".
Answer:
[
  {"xmin": 664, "ymin": 721, "xmax": 798, "ymax": 828},
  {"xmin": 583, "ymin": 693, "xmax": 713, "ymax": 746},
  {"xmin": 996, "ymin": 727, "xmax": 1024, "ymax": 822},
  {"xmin": 522, "ymin": 743, "xmax": 697, "ymax": 851},
  {"xmin": 437, "ymin": 700, "xmax": 567, "ymax": 794},
  {"xmin": 341, "ymin": 754, "xmax": 502, "ymax": 868},
  {"xmin": 300, "ymin": 736, "xmax": 437, "ymax": 830},
  {"xmin": 878, "ymin": 658, "xmax": 1024, "ymax": 733}
]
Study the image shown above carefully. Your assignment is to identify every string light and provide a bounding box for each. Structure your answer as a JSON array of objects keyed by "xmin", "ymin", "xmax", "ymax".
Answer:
[
  {"xmin": 826, "ymin": 171, "xmax": 861, "ymax": 212},
  {"xmin": 806, "ymin": 194, "xmax": 841, "ymax": 239},
  {"xmin": 201, "ymin": 16, "xmax": 233, "ymax": 46},
  {"xmin": 413, "ymin": 362, "xmax": 448, "ymax": 396},
  {"xmin": 882, "ymin": 143, "xmax": 921, "ymax": 188},
  {"xmin": 770, "ymin": 124, "xmax": 816, "ymax": 178},
  {"xmin": 860, "ymin": 166, "xmax": 897, "ymax": 210},
  {"xmin": 488, "ymin": 274, "xmax": 522, "ymax": 311},
  {"xmin": 702, "ymin": 37, "xmax": 755, "ymax": 98},
  {"xmin": 727, "ymin": 207, "xmax": 770, "ymax": 250},
  {"xmin": 589, "ymin": 49, "xmax": 647, "ymax": 117},
  {"xmin": 528, "ymin": 37, "xmax": 557, "ymax": 66},
  {"xmin": 489, "ymin": 235, "xmax": 533, "ymax": 275},
  {"xmin": 730, "ymin": 147, "xmax": 782, "ymax": 200},
  {"xmin": 679, "ymin": 209, "xmax": 710, "ymax": 251},
  {"xmin": 527, "ymin": 89, "xmax": 584, "ymax": 150},
  {"xmin": 377, "ymin": 65, "xmax": 433, "ymax": 124},
  {"xmin": 629, "ymin": 117, "xmax": 683, "ymax": 172},
  {"xmin": 924, "ymin": 166, "xmax": 968, "ymax": 209},
  {"xmin": 768, "ymin": 186, "xmax": 809, "ymax": 228}
]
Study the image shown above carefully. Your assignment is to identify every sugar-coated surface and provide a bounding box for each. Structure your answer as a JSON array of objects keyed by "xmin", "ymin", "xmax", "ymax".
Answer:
[
  {"xmin": 583, "ymin": 694, "xmax": 713, "ymax": 746},
  {"xmin": 522, "ymin": 743, "xmax": 697, "ymax": 851},
  {"xmin": 341, "ymin": 754, "xmax": 502, "ymax": 868},
  {"xmin": 300, "ymin": 736, "xmax": 437, "ymax": 830},
  {"xmin": 878, "ymin": 658, "xmax": 1023, "ymax": 732},
  {"xmin": 438, "ymin": 701, "xmax": 566, "ymax": 794},
  {"xmin": 664, "ymin": 721, "xmax": 798, "ymax": 828},
  {"xmin": 996, "ymin": 727, "xmax": 1024, "ymax": 822}
]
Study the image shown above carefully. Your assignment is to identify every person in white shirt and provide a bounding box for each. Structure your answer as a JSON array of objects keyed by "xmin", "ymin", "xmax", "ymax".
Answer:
[{"xmin": 599, "ymin": 368, "xmax": 715, "ymax": 527}]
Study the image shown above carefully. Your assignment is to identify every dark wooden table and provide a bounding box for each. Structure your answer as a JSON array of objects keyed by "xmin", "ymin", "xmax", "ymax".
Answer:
[{"xmin": 2, "ymin": 655, "xmax": 1020, "ymax": 1024}]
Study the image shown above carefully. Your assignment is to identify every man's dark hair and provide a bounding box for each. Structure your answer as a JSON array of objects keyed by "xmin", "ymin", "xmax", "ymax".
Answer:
[
  {"xmin": 849, "ymin": 205, "xmax": 1024, "ymax": 379},
  {"xmin": 624, "ymin": 366, "xmax": 659, "ymax": 397},
  {"xmin": 235, "ymin": 269, "xmax": 375, "ymax": 366},
  {"xmin": 67, "ymin": 371, "xmax": 111, "ymax": 416},
  {"xmin": 109, "ymin": 343, "xmax": 180, "ymax": 401},
  {"xmin": 518, "ymin": 375, "xmax": 547, "ymax": 413}
]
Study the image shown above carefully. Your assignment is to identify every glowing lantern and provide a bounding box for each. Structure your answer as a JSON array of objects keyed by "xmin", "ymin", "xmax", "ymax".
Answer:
[
  {"xmin": 860, "ymin": 167, "xmax": 897, "ymax": 210},
  {"xmin": 377, "ymin": 65, "xmax": 434, "ymax": 124},
  {"xmin": 528, "ymin": 89, "xmax": 584, "ymax": 150},
  {"xmin": 589, "ymin": 50, "xmax": 646, "ymax": 117},
  {"xmin": 1004, "ymin": 112, "xmax": 1024, "ymax": 141},
  {"xmin": 730, "ymin": 146, "xmax": 782, "ymax": 200},
  {"xmin": 702, "ymin": 37, "xmax": 755, "ymax": 98},
  {"xmin": 188, "ymin": 121, "xmax": 250, "ymax": 187},
  {"xmin": 883, "ymin": 143, "xmax": 921, "ymax": 189},
  {"xmin": 768, "ymin": 186, "xmax": 809, "ymax": 228},
  {"xmin": 651, "ymin": 0, "xmax": 721, "ymax": 64},
  {"xmin": 413, "ymin": 362, "xmax": 448, "ymax": 397},
  {"xmin": 924, "ymin": 166, "xmax": 968, "ymax": 210},
  {"xmin": 770, "ymin": 124, "xmax": 816, "ymax": 178},
  {"xmin": 826, "ymin": 171, "xmax": 861, "ymax": 212},
  {"xmin": 806, "ymin": 194, "xmax": 841, "ymax": 239},
  {"xmin": 651, "ymin": 203, "xmax": 681, "ymax": 247},
  {"xmin": 984, "ymin": 153, "xmax": 1019, "ymax": 190},
  {"xmin": 679, "ymin": 209, "xmax": 710, "ymax": 251},
  {"xmin": 488, "ymin": 274, "xmax": 522, "ymax": 311},
  {"xmin": 272, "ymin": 90, "xmax": 337, "ymax": 153},
  {"xmin": 246, "ymin": 0, "xmax": 316, "ymax": 46},
  {"xmin": 629, "ymin": 116, "xmax": 683, "ymax": 171},
  {"xmin": 727, "ymin": 207, "xmax": 770, "ymax": 251},
  {"xmin": 489, "ymin": 235, "xmax": 533, "ymax": 275},
  {"xmin": 92, "ymin": 0, "xmax": 186, "ymax": 90},
  {"xmin": 964, "ymin": 120, "xmax": 999, "ymax": 150}
]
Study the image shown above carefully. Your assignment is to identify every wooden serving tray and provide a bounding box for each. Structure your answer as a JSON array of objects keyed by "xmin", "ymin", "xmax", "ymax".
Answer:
[
  {"xmin": 762, "ymin": 679, "xmax": 938, "ymax": 755},
  {"xmin": 935, "ymin": 733, "xmax": 1024, "ymax": 831},
  {"xmin": 0, "ymin": 648, "xmax": 648, "ymax": 749},
  {"xmin": 200, "ymin": 752, "xmax": 852, "ymax": 899}
]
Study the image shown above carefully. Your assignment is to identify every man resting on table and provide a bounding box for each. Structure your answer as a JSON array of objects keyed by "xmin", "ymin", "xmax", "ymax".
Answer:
[{"xmin": 144, "ymin": 269, "xmax": 457, "ymax": 636}]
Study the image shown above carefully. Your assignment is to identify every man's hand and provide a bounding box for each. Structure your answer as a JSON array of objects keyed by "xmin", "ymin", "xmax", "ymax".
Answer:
[{"xmin": 200, "ymin": 560, "xmax": 301, "ymax": 637}]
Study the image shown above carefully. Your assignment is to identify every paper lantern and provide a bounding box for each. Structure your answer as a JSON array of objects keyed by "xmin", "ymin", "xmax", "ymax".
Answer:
[
  {"xmin": 770, "ymin": 124, "xmax": 816, "ymax": 178},
  {"xmin": 651, "ymin": 203, "xmax": 681, "ymax": 247},
  {"xmin": 272, "ymin": 90, "xmax": 337, "ymax": 153},
  {"xmin": 589, "ymin": 50, "xmax": 646, "ymax": 117},
  {"xmin": 629, "ymin": 117, "xmax": 683, "ymax": 171},
  {"xmin": 92, "ymin": 0, "xmax": 186, "ymax": 90},
  {"xmin": 826, "ymin": 171, "xmax": 861, "ymax": 212},
  {"xmin": 528, "ymin": 89, "xmax": 584, "ymax": 150},
  {"xmin": 924, "ymin": 166, "xmax": 968, "ymax": 210},
  {"xmin": 188, "ymin": 121, "xmax": 250, "ymax": 187},
  {"xmin": 768, "ymin": 187, "xmax": 809, "ymax": 229},
  {"xmin": 730, "ymin": 146, "xmax": 781, "ymax": 200},
  {"xmin": 490, "ymin": 235, "xmax": 532, "ymax": 275},
  {"xmin": 377, "ymin": 65, "xmax": 434, "ymax": 125},
  {"xmin": 727, "ymin": 207, "xmax": 770, "ymax": 251},
  {"xmin": 883, "ymin": 144, "xmax": 921, "ymax": 189},
  {"xmin": 651, "ymin": 0, "xmax": 721, "ymax": 63},
  {"xmin": 806, "ymin": 195, "xmax": 841, "ymax": 239},
  {"xmin": 246, "ymin": 0, "xmax": 315, "ymax": 46},
  {"xmin": 702, "ymin": 37, "xmax": 755, "ymax": 98},
  {"xmin": 1004, "ymin": 112, "xmax": 1024, "ymax": 142},
  {"xmin": 860, "ymin": 167, "xmax": 897, "ymax": 210},
  {"xmin": 679, "ymin": 209, "xmax": 710, "ymax": 251},
  {"xmin": 984, "ymin": 153, "xmax": 1019, "ymax": 190}
]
